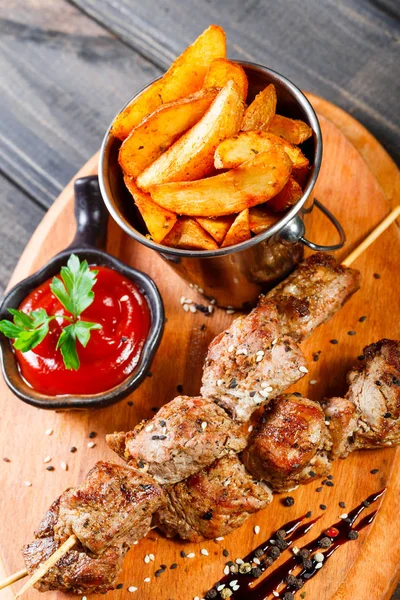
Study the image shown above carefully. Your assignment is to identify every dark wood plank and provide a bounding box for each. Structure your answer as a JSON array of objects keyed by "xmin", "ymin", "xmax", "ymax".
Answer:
[
  {"xmin": 0, "ymin": 176, "xmax": 44, "ymax": 292},
  {"xmin": 72, "ymin": 0, "xmax": 400, "ymax": 164},
  {"xmin": 0, "ymin": 0, "xmax": 161, "ymax": 206}
]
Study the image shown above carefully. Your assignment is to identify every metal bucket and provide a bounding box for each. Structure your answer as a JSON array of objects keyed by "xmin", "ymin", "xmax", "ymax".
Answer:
[{"xmin": 99, "ymin": 61, "xmax": 345, "ymax": 309}]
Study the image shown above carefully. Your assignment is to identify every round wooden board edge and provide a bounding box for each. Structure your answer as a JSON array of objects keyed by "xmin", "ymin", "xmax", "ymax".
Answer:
[{"xmin": 2, "ymin": 98, "xmax": 400, "ymax": 600}]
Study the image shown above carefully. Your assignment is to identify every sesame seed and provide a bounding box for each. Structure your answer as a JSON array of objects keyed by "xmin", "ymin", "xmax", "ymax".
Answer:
[
  {"xmin": 180, "ymin": 296, "xmax": 186, "ymax": 305},
  {"xmin": 373, "ymin": 273, "xmax": 381, "ymax": 279},
  {"xmin": 256, "ymin": 354, "xmax": 264, "ymax": 362},
  {"xmin": 217, "ymin": 379, "xmax": 224, "ymax": 387},
  {"xmin": 43, "ymin": 456, "xmax": 51, "ymax": 463},
  {"xmin": 370, "ymin": 469, "xmax": 379, "ymax": 474},
  {"xmin": 128, "ymin": 587, "xmax": 137, "ymax": 593},
  {"xmin": 144, "ymin": 555, "xmax": 150, "ymax": 564},
  {"xmin": 320, "ymin": 504, "xmax": 327, "ymax": 510},
  {"xmin": 228, "ymin": 345, "xmax": 235, "ymax": 352},
  {"xmin": 186, "ymin": 552, "xmax": 195, "ymax": 558},
  {"xmin": 273, "ymin": 592, "xmax": 279, "ymax": 598},
  {"xmin": 310, "ymin": 380, "xmax": 318, "ymax": 385},
  {"xmin": 236, "ymin": 347, "xmax": 247, "ymax": 355},
  {"xmin": 330, "ymin": 339, "xmax": 339, "ymax": 344},
  {"xmin": 201, "ymin": 549, "xmax": 209, "ymax": 556},
  {"xmin": 253, "ymin": 557, "xmax": 261, "ymax": 565},
  {"xmin": 70, "ymin": 446, "xmax": 77, "ymax": 453},
  {"xmin": 145, "ymin": 424, "xmax": 153, "ymax": 432},
  {"xmin": 325, "ymin": 420, "xmax": 331, "ymax": 426},
  {"xmin": 359, "ymin": 316, "xmax": 367, "ymax": 322},
  {"xmin": 148, "ymin": 553, "xmax": 155, "ymax": 561},
  {"xmin": 46, "ymin": 466, "xmax": 55, "ymax": 471},
  {"xmin": 217, "ymin": 584, "xmax": 225, "ymax": 591},
  {"xmin": 208, "ymin": 305, "xmax": 214, "ymax": 313},
  {"xmin": 60, "ymin": 462, "xmax": 68, "ymax": 471},
  {"xmin": 194, "ymin": 596, "xmax": 200, "ymax": 600},
  {"xmin": 233, "ymin": 586, "xmax": 240, "ymax": 592},
  {"xmin": 292, "ymin": 546, "xmax": 299, "ymax": 555},
  {"xmin": 82, "ymin": 596, "xmax": 87, "ymax": 600},
  {"xmin": 23, "ymin": 481, "xmax": 32, "ymax": 487},
  {"xmin": 235, "ymin": 558, "xmax": 244, "ymax": 565},
  {"xmin": 87, "ymin": 442, "xmax": 95, "ymax": 448},
  {"xmin": 224, "ymin": 565, "xmax": 230, "ymax": 575},
  {"xmin": 3, "ymin": 458, "xmax": 10, "ymax": 463},
  {"xmin": 215, "ymin": 536, "xmax": 224, "ymax": 542},
  {"xmin": 45, "ymin": 428, "xmax": 53, "ymax": 436},
  {"xmin": 254, "ymin": 525, "xmax": 260, "ymax": 535},
  {"xmin": 230, "ymin": 580, "xmax": 238, "ymax": 587},
  {"xmin": 183, "ymin": 304, "xmax": 189, "ymax": 312},
  {"xmin": 348, "ymin": 330, "xmax": 356, "ymax": 336},
  {"xmin": 259, "ymin": 389, "xmax": 270, "ymax": 398},
  {"xmin": 201, "ymin": 421, "xmax": 208, "ymax": 430},
  {"xmin": 299, "ymin": 366, "xmax": 308, "ymax": 373},
  {"xmin": 189, "ymin": 305, "xmax": 197, "ymax": 313},
  {"xmin": 89, "ymin": 431, "xmax": 96, "ymax": 439},
  {"xmin": 143, "ymin": 577, "xmax": 150, "ymax": 582},
  {"xmin": 226, "ymin": 309, "xmax": 235, "ymax": 315},
  {"xmin": 248, "ymin": 425, "xmax": 253, "ymax": 433},
  {"xmin": 339, "ymin": 513, "xmax": 348, "ymax": 519}
]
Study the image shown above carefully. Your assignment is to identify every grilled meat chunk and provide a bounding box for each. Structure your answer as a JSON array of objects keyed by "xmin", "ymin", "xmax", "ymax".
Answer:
[
  {"xmin": 241, "ymin": 394, "xmax": 332, "ymax": 491},
  {"xmin": 326, "ymin": 340, "xmax": 400, "ymax": 457},
  {"xmin": 23, "ymin": 495, "xmax": 124, "ymax": 594},
  {"xmin": 55, "ymin": 462, "xmax": 164, "ymax": 553},
  {"xmin": 23, "ymin": 462, "xmax": 164, "ymax": 594},
  {"xmin": 201, "ymin": 300, "xmax": 307, "ymax": 421},
  {"xmin": 266, "ymin": 253, "xmax": 361, "ymax": 342},
  {"xmin": 153, "ymin": 454, "xmax": 272, "ymax": 542},
  {"xmin": 106, "ymin": 396, "xmax": 247, "ymax": 485}
]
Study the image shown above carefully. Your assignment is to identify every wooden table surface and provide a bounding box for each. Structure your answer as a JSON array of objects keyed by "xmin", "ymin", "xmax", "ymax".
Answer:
[{"xmin": 0, "ymin": 1, "xmax": 399, "ymax": 597}]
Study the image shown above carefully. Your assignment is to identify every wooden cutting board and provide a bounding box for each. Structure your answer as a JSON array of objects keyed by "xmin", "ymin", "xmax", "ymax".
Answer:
[{"xmin": 0, "ymin": 96, "xmax": 399, "ymax": 600}]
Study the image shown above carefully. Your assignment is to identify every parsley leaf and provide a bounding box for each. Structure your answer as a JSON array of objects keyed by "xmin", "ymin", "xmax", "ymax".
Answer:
[
  {"xmin": 0, "ymin": 308, "xmax": 54, "ymax": 352},
  {"xmin": 56, "ymin": 321, "xmax": 101, "ymax": 370},
  {"xmin": 50, "ymin": 254, "xmax": 98, "ymax": 318}
]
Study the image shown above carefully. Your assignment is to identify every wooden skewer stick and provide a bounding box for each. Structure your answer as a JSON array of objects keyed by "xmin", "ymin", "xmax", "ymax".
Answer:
[
  {"xmin": 0, "ymin": 569, "xmax": 28, "ymax": 590},
  {"xmin": 13, "ymin": 534, "xmax": 77, "ymax": 599},
  {"xmin": 342, "ymin": 206, "xmax": 400, "ymax": 267}
]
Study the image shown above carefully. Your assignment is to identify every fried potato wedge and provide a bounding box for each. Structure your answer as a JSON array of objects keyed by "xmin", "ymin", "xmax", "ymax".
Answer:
[
  {"xmin": 268, "ymin": 114, "xmax": 312, "ymax": 144},
  {"xmin": 119, "ymin": 89, "xmax": 218, "ymax": 179},
  {"xmin": 204, "ymin": 58, "xmax": 248, "ymax": 101},
  {"xmin": 196, "ymin": 215, "xmax": 234, "ymax": 244},
  {"xmin": 268, "ymin": 176, "xmax": 303, "ymax": 212},
  {"xmin": 112, "ymin": 25, "xmax": 226, "ymax": 140},
  {"xmin": 292, "ymin": 164, "xmax": 310, "ymax": 187},
  {"xmin": 137, "ymin": 81, "xmax": 244, "ymax": 190},
  {"xmin": 124, "ymin": 176, "xmax": 177, "ymax": 243},
  {"xmin": 221, "ymin": 209, "xmax": 251, "ymax": 247},
  {"xmin": 162, "ymin": 217, "xmax": 218, "ymax": 250},
  {"xmin": 150, "ymin": 149, "xmax": 292, "ymax": 217},
  {"xmin": 214, "ymin": 131, "xmax": 309, "ymax": 169},
  {"xmin": 249, "ymin": 205, "xmax": 280, "ymax": 234},
  {"xmin": 241, "ymin": 84, "xmax": 277, "ymax": 132}
]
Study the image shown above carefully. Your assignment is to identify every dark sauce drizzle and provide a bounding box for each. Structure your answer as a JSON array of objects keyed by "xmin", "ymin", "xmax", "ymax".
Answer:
[{"xmin": 207, "ymin": 489, "xmax": 385, "ymax": 600}]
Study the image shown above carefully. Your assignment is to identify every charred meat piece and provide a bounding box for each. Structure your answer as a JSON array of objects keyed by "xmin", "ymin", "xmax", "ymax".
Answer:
[
  {"xmin": 201, "ymin": 300, "xmax": 307, "ymax": 422},
  {"xmin": 241, "ymin": 394, "xmax": 332, "ymax": 491},
  {"xmin": 326, "ymin": 340, "xmax": 400, "ymax": 457},
  {"xmin": 266, "ymin": 253, "xmax": 361, "ymax": 342},
  {"xmin": 23, "ymin": 462, "xmax": 164, "ymax": 594},
  {"xmin": 55, "ymin": 462, "xmax": 164, "ymax": 554},
  {"xmin": 106, "ymin": 396, "xmax": 247, "ymax": 485},
  {"xmin": 153, "ymin": 454, "xmax": 272, "ymax": 542},
  {"xmin": 23, "ymin": 495, "xmax": 124, "ymax": 594}
]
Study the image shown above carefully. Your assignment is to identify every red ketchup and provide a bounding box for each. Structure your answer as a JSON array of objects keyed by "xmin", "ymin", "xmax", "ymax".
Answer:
[{"xmin": 15, "ymin": 266, "xmax": 151, "ymax": 395}]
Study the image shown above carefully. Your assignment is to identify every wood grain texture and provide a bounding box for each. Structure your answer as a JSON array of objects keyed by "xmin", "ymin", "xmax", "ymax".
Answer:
[
  {"xmin": 0, "ymin": 105, "xmax": 399, "ymax": 600},
  {"xmin": 0, "ymin": 0, "xmax": 161, "ymax": 206},
  {"xmin": 71, "ymin": 0, "xmax": 400, "ymax": 164}
]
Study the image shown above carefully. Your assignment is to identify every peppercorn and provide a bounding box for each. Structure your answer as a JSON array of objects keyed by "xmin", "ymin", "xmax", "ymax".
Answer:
[
  {"xmin": 318, "ymin": 537, "xmax": 331, "ymax": 548},
  {"xmin": 348, "ymin": 530, "xmax": 359, "ymax": 540},
  {"xmin": 205, "ymin": 589, "xmax": 218, "ymax": 599},
  {"xmin": 251, "ymin": 566, "xmax": 263, "ymax": 578},
  {"xmin": 268, "ymin": 546, "xmax": 281, "ymax": 560},
  {"xmin": 275, "ymin": 538, "xmax": 289, "ymax": 550}
]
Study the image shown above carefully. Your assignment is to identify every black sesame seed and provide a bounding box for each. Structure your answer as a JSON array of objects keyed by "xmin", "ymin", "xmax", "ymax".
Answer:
[
  {"xmin": 160, "ymin": 564, "xmax": 167, "ymax": 570},
  {"xmin": 170, "ymin": 563, "xmax": 178, "ymax": 569},
  {"xmin": 158, "ymin": 435, "xmax": 167, "ymax": 440},
  {"xmin": 348, "ymin": 330, "xmax": 356, "ymax": 336},
  {"xmin": 200, "ymin": 324, "xmax": 207, "ymax": 331},
  {"xmin": 227, "ymin": 561, "xmax": 234, "ymax": 567},
  {"xmin": 327, "ymin": 474, "xmax": 334, "ymax": 480},
  {"xmin": 229, "ymin": 378, "xmax": 238, "ymax": 389},
  {"xmin": 358, "ymin": 355, "xmax": 365, "ymax": 361},
  {"xmin": 160, "ymin": 420, "xmax": 166, "ymax": 427},
  {"xmin": 202, "ymin": 510, "xmax": 213, "ymax": 520},
  {"xmin": 70, "ymin": 446, "xmax": 77, "ymax": 453},
  {"xmin": 151, "ymin": 435, "xmax": 160, "ymax": 440},
  {"xmin": 121, "ymin": 336, "xmax": 128, "ymax": 343},
  {"xmin": 339, "ymin": 501, "xmax": 346, "ymax": 508},
  {"xmin": 116, "ymin": 583, "xmax": 123, "ymax": 589},
  {"xmin": 316, "ymin": 487, "xmax": 323, "ymax": 492},
  {"xmin": 127, "ymin": 401, "xmax": 134, "ymax": 406},
  {"xmin": 309, "ymin": 471, "xmax": 316, "ymax": 478},
  {"xmin": 3, "ymin": 457, "xmax": 10, "ymax": 462},
  {"xmin": 180, "ymin": 550, "xmax": 186, "ymax": 558},
  {"xmin": 393, "ymin": 377, "xmax": 400, "ymax": 386},
  {"xmin": 322, "ymin": 479, "xmax": 327, "ymax": 485},
  {"xmin": 330, "ymin": 339, "xmax": 338, "ymax": 345},
  {"xmin": 384, "ymin": 412, "xmax": 392, "ymax": 418},
  {"xmin": 305, "ymin": 511, "xmax": 312, "ymax": 518},
  {"xmin": 177, "ymin": 384, "xmax": 183, "ymax": 393},
  {"xmin": 359, "ymin": 316, "xmax": 367, "ymax": 322},
  {"xmin": 375, "ymin": 380, "xmax": 382, "ymax": 386},
  {"xmin": 293, "ymin": 392, "xmax": 302, "ymax": 397},
  {"xmin": 89, "ymin": 431, "xmax": 96, "ymax": 439},
  {"xmin": 326, "ymin": 481, "xmax": 334, "ymax": 487},
  {"xmin": 282, "ymin": 496, "xmax": 295, "ymax": 507},
  {"xmin": 251, "ymin": 567, "xmax": 263, "ymax": 578},
  {"xmin": 370, "ymin": 468, "xmax": 379, "ymax": 474},
  {"xmin": 373, "ymin": 273, "xmax": 381, "ymax": 279},
  {"xmin": 249, "ymin": 391, "xmax": 256, "ymax": 397},
  {"xmin": 147, "ymin": 371, "xmax": 153, "ymax": 377},
  {"xmin": 223, "ymin": 549, "xmax": 229, "ymax": 557},
  {"xmin": 46, "ymin": 466, "xmax": 55, "ymax": 471},
  {"xmin": 347, "ymin": 530, "xmax": 359, "ymax": 540},
  {"xmin": 320, "ymin": 504, "xmax": 327, "ymax": 510},
  {"xmin": 151, "ymin": 406, "xmax": 159, "ymax": 412},
  {"xmin": 312, "ymin": 353, "xmax": 320, "ymax": 362},
  {"xmin": 154, "ymin": 569, "xmax": 164, "ymax": 577}
]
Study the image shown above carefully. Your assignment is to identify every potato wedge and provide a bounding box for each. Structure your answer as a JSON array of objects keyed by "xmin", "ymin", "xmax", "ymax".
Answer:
[
  {"xmin": 249, "ymin": 205, "xmax": 280, "ymax": 234},
  {"xmin": 214, "ymin": 131, "xmax": 309, "ymax": 169},
  {"xmin": 119, "ymin": 89, "xmax": 218, "ymax": 179},
  {"xmin": 137, "ymin": 81, "xmax": 244, "ymax": 190},
  {"xmin": 292, "ymin": 164, "xmax": 310, "ymax": 187},
  {"xmin": 268, "ymin": 114, "xmax": 312, "ymax": 144},
  {"xmin": 221, "ymin": 209, "xmax": 251, "ymax": 247},
  {"xmin": 112, "ymin": 25, "xmax": 226, "ymax": 140},
  {"xmin": 196, "ymin": 216, "xmax": 234, "ymax": 244},
  {"xmin": 124, "ymin": 176, "xmax": 177, "ymax": 243},
  {"xmin": 150, "ymin": 149, "xmax": 292, "ymax": 217},
  {"xmin": 268, "ymin": 176, "xmax": 303, "ymax": 212},
  {"xmin": 241, "ymin": 84, "xmax": 277, "ymax": 131},
  {"xmin": 162, "ymin": 217, "xmax": 218, "ymax": 250},
  {"xmin": 204, "ymin": 58, "xmax": 248, "ymax": 101}
]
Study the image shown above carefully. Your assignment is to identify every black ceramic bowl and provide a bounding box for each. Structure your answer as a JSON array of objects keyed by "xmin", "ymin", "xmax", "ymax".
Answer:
[{"xmin": 0, "ymin": 176, "xmax": 164, "ymax": 410}]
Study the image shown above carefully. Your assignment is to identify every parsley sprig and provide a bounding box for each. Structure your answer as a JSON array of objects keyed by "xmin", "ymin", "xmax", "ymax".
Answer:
[{"xmin": 0, "ymin": 255, "xmax": 101, "ymax": 371}]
